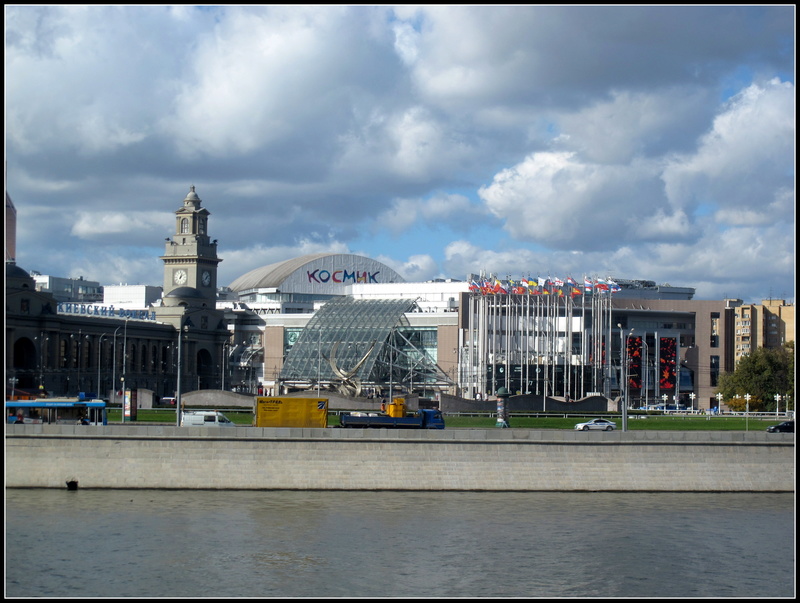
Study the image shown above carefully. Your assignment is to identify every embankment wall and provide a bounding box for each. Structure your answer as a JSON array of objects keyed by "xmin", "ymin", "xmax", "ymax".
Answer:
[{"xmin": 5, "ymin": 425, "xmax": 793, "ymax": 492}]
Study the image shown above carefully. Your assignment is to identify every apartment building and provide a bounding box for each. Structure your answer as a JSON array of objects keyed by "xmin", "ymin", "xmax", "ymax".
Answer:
[{"xmin": 733, "ymin": 299, "xmax": 795, "ymax": 363}]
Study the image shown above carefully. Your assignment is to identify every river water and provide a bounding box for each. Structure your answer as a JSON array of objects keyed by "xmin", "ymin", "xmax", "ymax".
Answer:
[{"xmin": 5, "ymin": 489, "xmax": 794, "ymax": 598}]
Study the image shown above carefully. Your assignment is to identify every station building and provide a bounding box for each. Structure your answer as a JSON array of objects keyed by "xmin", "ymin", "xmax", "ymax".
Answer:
[{"xmin": 6, "ymin": 187, "xmax": 229, "ymax": 406}]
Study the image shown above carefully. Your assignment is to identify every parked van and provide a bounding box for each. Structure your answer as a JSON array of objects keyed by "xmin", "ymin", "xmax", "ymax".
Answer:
[{"xmin": 180, "ymin": 411, "xmax": 235, "ymax": 427}]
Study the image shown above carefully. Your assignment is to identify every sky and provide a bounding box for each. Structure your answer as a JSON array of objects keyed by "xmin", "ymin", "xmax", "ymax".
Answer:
[{"xmin": 5, "ymin": 5, "xmax": 795, "ymax": 303}]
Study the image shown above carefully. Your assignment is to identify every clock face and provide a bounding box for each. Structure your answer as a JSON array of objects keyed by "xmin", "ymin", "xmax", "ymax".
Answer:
[
  {"xmin": 174, "ymin": 269, "xmax": 188, "ymax": 285},
  {"xmin": 202, "ymin": 270, "xmax": 211, "ymax": 287}
]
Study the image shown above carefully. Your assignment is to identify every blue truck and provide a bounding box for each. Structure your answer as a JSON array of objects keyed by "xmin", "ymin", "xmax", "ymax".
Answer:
[{"xmin": 339, "ymin": 408, "xmax": 445, "ymax": 429}]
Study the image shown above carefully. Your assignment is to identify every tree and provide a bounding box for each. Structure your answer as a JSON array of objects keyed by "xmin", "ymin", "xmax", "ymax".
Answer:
[{"xmin": 717, "ymin": 343, "xmax": 794, "ymax": 412}]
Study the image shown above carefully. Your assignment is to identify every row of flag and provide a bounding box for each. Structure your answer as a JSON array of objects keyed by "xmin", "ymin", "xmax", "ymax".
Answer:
[{"xmin": 468, "ymin": 276, "xmax": 622, "ymax": 296}]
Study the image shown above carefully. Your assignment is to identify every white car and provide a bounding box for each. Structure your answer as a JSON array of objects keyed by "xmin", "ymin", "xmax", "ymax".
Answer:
[{"xmin": 574, "ymin": 418, "xmax": 616, "ymax": 431}]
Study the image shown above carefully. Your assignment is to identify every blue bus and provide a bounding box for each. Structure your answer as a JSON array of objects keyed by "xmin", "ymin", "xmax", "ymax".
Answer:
[{"xmin": 6, "ymin": 399, "xmax": 108, "ymax": 425}]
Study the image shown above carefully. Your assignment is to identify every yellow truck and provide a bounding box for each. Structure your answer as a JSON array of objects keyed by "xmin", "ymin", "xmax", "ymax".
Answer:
[{"xmin": 253, "ymin": 397, "xmax": 328, "ymax": 428}]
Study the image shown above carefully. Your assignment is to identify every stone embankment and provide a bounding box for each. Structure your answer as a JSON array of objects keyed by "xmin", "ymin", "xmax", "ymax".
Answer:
[{"xmin": 5, "ymin": 425, "xmax": 793, "ymax": 491}]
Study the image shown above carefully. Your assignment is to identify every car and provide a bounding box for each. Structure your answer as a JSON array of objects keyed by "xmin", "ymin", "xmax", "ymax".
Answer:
[
  {"xmin": 575, "ymin": 418, "xmax": 617, "ymax": 431},
  {"xmin": 766, "ymin": 421, "xmax": 794, "ymax": 433}
]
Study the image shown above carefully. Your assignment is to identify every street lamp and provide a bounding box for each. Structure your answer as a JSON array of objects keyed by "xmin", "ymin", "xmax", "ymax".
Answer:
[
  {"xmin": 221, "ymin": 340, "xmax": 229, "ymax": 392},
  {"xmin": 36, "ymin": 333, "xmax": 49, "ymax": 394},
  {"xmin": 744, "ymin": 393, "xmax": 751, "ymax": 431},
  {"xmin": 121, "ymin": 319, "xmax": 129, "ymax": 421},
  {"xmin": 641, "ymin": 338, "xmax": 649, "ymax": 408},
  {"xmin": 175, "ymin": 315, "xmax": 193, "ymax": 426},
  {"xmin": 618, "ymin": 324, "xmax": 633, "ymax": 432},
  {"xmin": 111, "ymin": 325, "xmax": 122, "ymax": 409},
  {"xmin": 176, "ymin": 319, "xmax": 185, "ymax": 426},
  {"xmin": 774, "ymin": 394, "xmax": 781, "ymax": 418},
  {"xmin": 97, "ymin": 334, "xmax": 107, "ymax": 399}
]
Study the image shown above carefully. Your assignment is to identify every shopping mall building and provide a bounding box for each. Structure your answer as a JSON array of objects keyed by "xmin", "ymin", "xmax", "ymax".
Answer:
[{"xmin": 6, "ymin": 187, "xmax": 792, "ymax": 411}]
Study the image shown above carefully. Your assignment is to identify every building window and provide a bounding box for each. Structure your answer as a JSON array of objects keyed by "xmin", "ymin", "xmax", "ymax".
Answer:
[
  {"xmin": 710, "ymin": 356, "xmax": 720, "ymax": 387},
  {"xmin": 180, "ymin": 218, "xmax": 189, "ymax": 234}
]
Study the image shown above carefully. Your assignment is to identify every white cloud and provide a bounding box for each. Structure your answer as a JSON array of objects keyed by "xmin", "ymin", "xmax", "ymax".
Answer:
[
  {"xmin": 377, "ymin": 193, "xmax": 488, "ymax": 236},
  {"xmin": 478, "ymin": 152, "xmax": 674, "ymax": 250},
  {"xmin": 219, "ymin": 237, "xmax": 351, "ymax": 287},
  {"xmin": 163, "ymin": 7, "xmax": 399, "ymax": 159},
  {"xmin": 554, "ymin": 88, "xmax": 715, "ymax": 164},
  {"xmin": 5, "ymin": 6, "xmax": 794, "ymax": 303},
  {"xmin": 392, "ymin": 20, "xmax": 419, "ymax": 66},
  {"xmin": 6, "ymin": 6, "xmax": 195, "ymax": 155},
  {"xmin": 662, "ymin": 78, "xmax": 795, "ymax": 219},
  {"xmin": 71, "ymin": 211, "xmax": 172, "ymax": 240},
  {"xmin": 375, "ymin": 253, "xmax": 439, "ymax": 282}
]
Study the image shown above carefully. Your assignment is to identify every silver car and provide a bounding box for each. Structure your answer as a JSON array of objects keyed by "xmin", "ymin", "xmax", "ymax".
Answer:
[{"xmin": 575, "ymin": 418, "xmax": 617, "ymax": 431}]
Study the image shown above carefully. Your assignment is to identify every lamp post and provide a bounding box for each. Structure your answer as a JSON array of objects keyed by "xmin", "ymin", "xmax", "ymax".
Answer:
[
  {"xmin": 744, "ymin": 393, "xmax": 751, "ymax": 431},
  {"xmin": 618, "ymin": 324, "xmax": 633, "ymax": 432},
  {"xmin": 96, "ymin": 334, "xmax": 107, "ymax": 400},
  {"xmin": 176, "ymin": 318, "xmax": 185, "ymax": 426},
  {"xmin": 641, "ymin": 338, "xmax": 649, "ymax": 408},
  {"xmin": 774, "ymin": 394, "xmax": 781, "ymax": 418},
  {"xmin": 111, "ymin": 325, "xmax": 122, "ymax": 411},
  {"xmin": 70, "ymin": 331, "xmax": 80, "ymax": 396},
  {"xmin": 122, "ymin": 319, "xmax": 129, "ymax": 422},
  {"xmin": 617, "ymin": 324, "xmax": 623, "ymax": 412},
  {"xmin": 221, "ymin": 340, "xmax": 229, "ymax": 392},
  {"xmin": 37, "ymin": 333, "xmax": 49, "ymax": 395},
  {"xmin": 716, "ymin": 392, "xmax": 724, "ymax": 414}
]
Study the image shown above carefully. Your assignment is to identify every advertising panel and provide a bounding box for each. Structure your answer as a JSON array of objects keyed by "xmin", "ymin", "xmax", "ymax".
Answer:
[{"xmin": 254, "ymin": 397, "xmax": 328, "ymax": 428}]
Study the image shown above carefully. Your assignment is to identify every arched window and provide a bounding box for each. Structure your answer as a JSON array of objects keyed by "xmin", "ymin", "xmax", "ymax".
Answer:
[{"xmin": 180, "ymin": 218, "xmax": 189, "ymax": 234}]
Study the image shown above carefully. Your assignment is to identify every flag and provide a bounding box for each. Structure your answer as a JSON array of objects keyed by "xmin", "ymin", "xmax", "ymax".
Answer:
[{"xmin": 584, "ymin": 277, "xmax": 594, "ymax": 292}]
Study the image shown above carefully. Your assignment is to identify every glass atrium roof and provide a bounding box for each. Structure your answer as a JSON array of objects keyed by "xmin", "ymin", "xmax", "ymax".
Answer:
[{"xmin": 280, "ymin": 297, "xmax": 450, "ymax": 395}]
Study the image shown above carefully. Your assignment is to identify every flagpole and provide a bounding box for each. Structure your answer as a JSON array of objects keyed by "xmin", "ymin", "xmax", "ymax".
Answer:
[{"xmin": 580, "ymin": 283, "xmax": 586, "ymax": 399}]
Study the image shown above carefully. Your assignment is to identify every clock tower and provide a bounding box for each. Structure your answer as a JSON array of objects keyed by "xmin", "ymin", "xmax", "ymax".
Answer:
[{"xmin": 161, "ymin": 186, "xmax": 221, "ymax": 304}]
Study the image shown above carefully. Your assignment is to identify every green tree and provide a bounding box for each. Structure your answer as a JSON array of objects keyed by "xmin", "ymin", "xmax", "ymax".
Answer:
[{"xmin": 717, "ymin": 343, "xmax": 794, "ymax": 412}]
